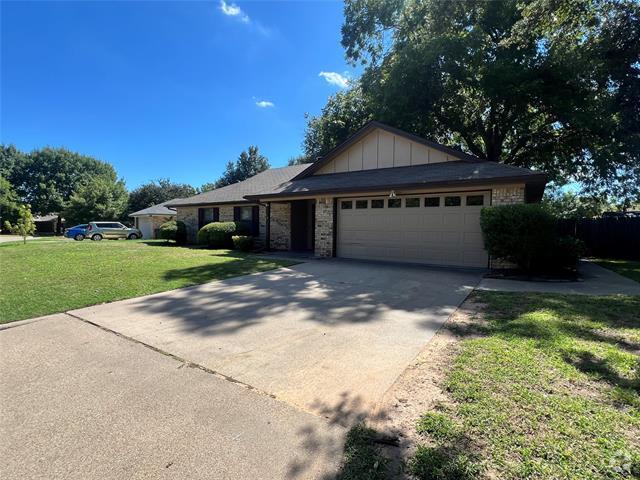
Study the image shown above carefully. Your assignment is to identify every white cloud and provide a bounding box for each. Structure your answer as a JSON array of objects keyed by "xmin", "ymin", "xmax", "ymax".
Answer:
[
  {"xmin": 256, "ymin": 100, "xmax": 274, "ymax": 108},
  {"xmin": 319, "ymin": 71, "xmax": 350, "ymax": 89},
  {"xmin": 220, "ymin": 0, "xmax": 249, "ymax": 23}
]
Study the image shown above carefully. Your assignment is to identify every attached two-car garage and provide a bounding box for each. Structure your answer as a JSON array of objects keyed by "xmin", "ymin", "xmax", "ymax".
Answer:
[{"xmin": 337, "ymin": 191, "xmax": 490, "ymax": 268}]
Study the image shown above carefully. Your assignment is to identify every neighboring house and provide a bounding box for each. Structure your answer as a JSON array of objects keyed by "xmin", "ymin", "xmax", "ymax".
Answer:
[
  {"xmin": 129, "ymin": 201, "xmax": 177, "ymax": 239},
  {"xmin": 168, "ymin": 121, "xmax": 547, "ymax": 268},
  {"xmin": 33, "ymin": 214, "xmax": 63, "ymax": 234}
]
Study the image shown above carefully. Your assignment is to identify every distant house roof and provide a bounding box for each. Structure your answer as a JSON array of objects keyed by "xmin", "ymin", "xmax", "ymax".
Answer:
[
  {"xmin": 33, "ymin": 214, "xmax": 59, "ymax": 222},
  {"xmin": 166, "ymin": 164, "xmax": 311, "ymax": 207},
  {"xmin": 245, "ymin": 160, "xmax": 546, "ymax": 200},
  {"xmin": 129, "ymin": 201, "xmax": 178, "ymax": 217}
]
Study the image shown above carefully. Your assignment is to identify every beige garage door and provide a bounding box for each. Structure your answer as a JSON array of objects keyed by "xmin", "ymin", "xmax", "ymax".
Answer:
[{"xmin": 337, "ymin": 191, "xmax": 490, "ymax": 268}]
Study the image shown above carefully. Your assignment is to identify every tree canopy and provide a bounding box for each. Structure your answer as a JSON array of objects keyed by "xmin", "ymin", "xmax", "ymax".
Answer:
[
  {"xmin": 0, "ymin": 175, "xmax": 20, "ymax": 230},
  {"xmin": 304, "ymin": 0, "xmax": 639, "ymax": 207},
  {"xmin": 0, "ymin": 145, "xmax": 118, "ymax": 215},
  {"xmin": 63, "ymin": 173, "xmax": 128, "ymax": 226},
  {"xmin": 127, "ymin": 179, "xmax": 197, "ymax": 215},
  {"xmin": 202, "ymin": 146, "xmax": 270, "ymax": 191}
]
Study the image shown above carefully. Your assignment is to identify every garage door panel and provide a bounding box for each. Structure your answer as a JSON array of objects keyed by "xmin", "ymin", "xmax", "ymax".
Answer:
[{"xmin": 337, "ymin": 192, "xmax": 489, "ymax": 268}]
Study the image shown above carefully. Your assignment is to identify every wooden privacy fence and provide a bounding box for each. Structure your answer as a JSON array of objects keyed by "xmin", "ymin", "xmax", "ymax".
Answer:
[{"xmin": 558, "ymin": 216, "xmax": 640, "ymax": 260}]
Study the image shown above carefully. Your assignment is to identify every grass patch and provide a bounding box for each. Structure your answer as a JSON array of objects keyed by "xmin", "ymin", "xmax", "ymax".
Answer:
[
  {"xmin": 416, "ymin": 412, "xmax": 460, "ymax": 441},
  {"xmin": 0, "ymin": 239, "xmax": 293, "ymax": 323},
  {"xmin": 408, "ymin": 446, "xmax": 483, "ymax": 480},
  {"xmin": 409, "ymin": 292, "xmax": 640, "ymax": 479},
  {"xmin": 338, "ymin": 424, "xmax": 388, "ymax": 480},
  {"xmin": 593, "ymin": 259, "xmax": 640, "ymax": 284}
]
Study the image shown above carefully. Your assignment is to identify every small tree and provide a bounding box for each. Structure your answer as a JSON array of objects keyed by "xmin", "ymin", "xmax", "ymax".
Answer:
[{"xmin": 7, "ymin": 204, "xmax": 36, "ymax": 244}]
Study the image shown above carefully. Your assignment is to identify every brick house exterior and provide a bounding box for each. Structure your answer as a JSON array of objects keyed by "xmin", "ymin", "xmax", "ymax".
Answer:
[{"xmin": 168, "ymin": 122, "xmax": 545, "ymax": 269}]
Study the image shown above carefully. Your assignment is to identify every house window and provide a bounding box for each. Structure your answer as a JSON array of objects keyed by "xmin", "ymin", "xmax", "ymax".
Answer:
[
  {"xmin": 198, "ymin": 207, "xmax": 219, "ymax": 229},
  {"xmin": 388, "ymin": 198, "xmax": 401, "ymax": 208},
  {"xmin": 239, "ymin": 206, "xmax": 253, "ymax": 221},
  {"xmin": 445, "ymin": 196, "xmax": 461, "ymax": 207},
  {"xmin": 405, "ymin": 198, "xmax": 420, "ymax": 208},
  {"xmin": 371, "ymin": 199, "xmax": 384, "ymax": 208},
  {"xmin": 425, "ymin": 197, "xmax": 440, "ymax": 207},
  {"xmin": 341, "ymin": 200, "xmax": 353, "ymax": 209},
  {"xmin": 466, "ymin": 195, "xmax": 484, "ymax": 206},
  {"xmin": 355, "ymin": 200, "xmax": 368, "ymax": 209},
  {"xmin": 235, "ymin": 206, "xmax": 255, "ymax": 235}
]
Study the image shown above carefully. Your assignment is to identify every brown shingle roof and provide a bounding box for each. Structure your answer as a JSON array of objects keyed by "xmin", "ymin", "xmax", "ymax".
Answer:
[{"xmin": 165, "ymin": 164, "xmax": 311, "ymax": 207}]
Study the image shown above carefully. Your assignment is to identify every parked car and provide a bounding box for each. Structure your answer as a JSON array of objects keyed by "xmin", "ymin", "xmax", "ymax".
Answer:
[
  {"xmin": 64, "ymin": 224, "xmax": 88, "ymax": 241},
  {"xmin": 86, "ymin": 221, "xmax": 142, "ymax": 241}
]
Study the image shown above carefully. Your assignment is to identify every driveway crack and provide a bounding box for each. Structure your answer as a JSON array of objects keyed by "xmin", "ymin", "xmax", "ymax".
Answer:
[{"xmin": 64, "ymin": 312, "xmax": 278, "ymax": 400}]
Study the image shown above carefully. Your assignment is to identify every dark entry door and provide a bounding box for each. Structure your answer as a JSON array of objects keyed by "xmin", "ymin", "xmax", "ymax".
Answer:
[{"xmin": 291, "ymin": 200, "xmax": 314, "ymax": 251}]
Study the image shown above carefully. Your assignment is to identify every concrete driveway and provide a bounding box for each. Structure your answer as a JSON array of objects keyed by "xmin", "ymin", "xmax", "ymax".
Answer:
[
  {"xmin": 1, "ymin": 259, "xmax": 481, "ymax": 479},
  {"xmin": 70, "ymin": 260, "xmax": 481, "ymax": 417}
]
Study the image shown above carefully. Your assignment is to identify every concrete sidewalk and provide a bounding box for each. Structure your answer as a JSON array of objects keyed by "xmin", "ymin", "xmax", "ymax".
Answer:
[
  {"xmin": 477, "ymin": 260, "xmax": 640, "ymax": 295},
  {"xmin": 0, "ymin": 314, "xmax": 343, "ymax": 480}
]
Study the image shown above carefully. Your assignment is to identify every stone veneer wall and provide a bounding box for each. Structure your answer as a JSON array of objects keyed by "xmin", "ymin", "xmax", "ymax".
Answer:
[
  {"xmin": 490, "ymin": 184, "xmax": 526, "ymax": 269},
  {"xmin": 176, "ymin": 204, "xmax": 266, "ymax": 245},
  {"xmin": 148, "ymin": 215, "xmax": 175, "ymax": 238},
  {"xmin": 314, "ymin": 197, "xmax": 334, "ymax": 257},
  {"xmin": 491, "ymin": 185, "xmax": 526, "ymax": 206},
  {"xmin": 269, "ymin": 203, "xmax": 291, "ymax": 250},
  {"xmin": 177, "ymin": 206, "xmax": 199, "ymax": 243}
]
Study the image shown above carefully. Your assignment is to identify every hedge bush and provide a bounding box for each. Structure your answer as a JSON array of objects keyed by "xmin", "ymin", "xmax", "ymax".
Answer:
[
  {"xmin": 158, "ymin": 220, "xmax": 187, "ymax": 244},
  {"xmin": 197, "ymin": 221, "xmax": 236, "ymax": 248},
  {"xmin": 232, "ymin": 235, "xmax": 254, "ymax": 252},
  {"xmin": 480, "ymin": 204, "xmax": 584, "ymax": 273}
]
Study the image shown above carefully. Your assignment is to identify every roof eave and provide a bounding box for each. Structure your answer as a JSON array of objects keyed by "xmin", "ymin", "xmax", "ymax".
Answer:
[
  {"xmin": 166, "ymin": 199, "xmax": 255, "ymax": 208},
  {"xmin": 244, "ymin": 173, "xmax": 547, "ymax": 201}
]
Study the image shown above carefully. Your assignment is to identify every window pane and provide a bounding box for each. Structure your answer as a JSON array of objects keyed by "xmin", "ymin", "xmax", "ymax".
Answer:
[
  {"xmin": 355, "ymin": 200, "xmax": 368, "ymax": 209},
  {"xmin": 445, "ymin": 196, "xmax": 461, "ymax": 206},
  {"xmin": 371, "ymin": 199, "xmax": 384, "ymax": 208},
  {"xmin": 202, "ymin": 208, "xmax": 214, "ymax": 223},
  {"xmin": 405, "ymin": 198, "xmax": 420, "ymax": 208},
  {"xmin": 240, "ymin": 206, "xmax": 252, "ymax": 221},
  {"xmin": 341, "ymin": 200, "xmax": 353, "ymax": 209},
  {"xmin": 388, "ymin": 198, "xmax": 401, "ymax": 208},
  {"xmin": 425, "ymin": 197, "xmax": 440, "ymax": 207},
  {"xmin": 466, "ymin": 195, "xmax": 484, "ymax": 206}
]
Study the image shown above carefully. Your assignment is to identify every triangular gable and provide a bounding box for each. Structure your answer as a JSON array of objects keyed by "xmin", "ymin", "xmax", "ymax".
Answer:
[{"xmin": 295, "ymin": 121, "xmax": 480, "ymax": 179}]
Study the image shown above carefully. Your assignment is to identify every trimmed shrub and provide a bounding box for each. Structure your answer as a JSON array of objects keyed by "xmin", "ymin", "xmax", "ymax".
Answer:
[
  {"xmin": 197, "ymin": 221, "xmax": 236, "ymax": 248},
  {"xmin": 232, "ymin": 235, "xmax": 254, "ymax": 252},
  {"xmin": 158, "ymin": 220, "xmax": 187, "ymax": 244},
  {"xmin": 480, "ymin": 204, "xmax": 583, "ymax": 273}
]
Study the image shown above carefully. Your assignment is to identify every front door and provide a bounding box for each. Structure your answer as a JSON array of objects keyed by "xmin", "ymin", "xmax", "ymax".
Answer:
[{"xmin": 290, "ymin": 200, "xmax": 315, "ymax": 251}]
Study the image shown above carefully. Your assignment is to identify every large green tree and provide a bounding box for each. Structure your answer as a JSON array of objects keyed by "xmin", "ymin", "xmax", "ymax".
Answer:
[
  {"xmin": 63, "ymin": 174, "xmax": 128, "ymax": 226},
  {"xmin": 0, "ymin": 175, "xmax": 20, "ymax": 230},
  {"xmin": 0, "ymin": 146, "xmax": 117, "ymax": 215},
  {"xmin": 306, "ymin": 0, "xmax": 639, "ymax": 205},
  {"xmin": 127, "ymin": 179, "xmax": 197, "ymax": 214},
  {"xmin": 202, "ymin": 146, "xmax": 270, "ymax": 191}
]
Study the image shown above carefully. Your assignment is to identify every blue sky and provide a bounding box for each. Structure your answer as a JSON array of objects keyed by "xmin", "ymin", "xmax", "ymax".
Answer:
[{"xmin": 1, "ymin": 0, "xmax": 357, "ymax": 188}]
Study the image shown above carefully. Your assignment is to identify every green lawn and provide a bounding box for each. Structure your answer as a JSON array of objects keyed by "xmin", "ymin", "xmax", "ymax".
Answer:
[
  {"xmin": 594, "ymin": 259, "xmax": 640, "ymax": 284},
  {"xmin": 0, "ymin": 239, "xmax": 293, "ymax": 324},
  {"xmin": 410, "ymin": 292, "xmax": 640, "ymax": 479}
]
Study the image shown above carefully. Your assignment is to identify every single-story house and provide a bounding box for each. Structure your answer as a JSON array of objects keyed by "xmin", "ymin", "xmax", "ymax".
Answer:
[
  {"xmin": 167, "ymin": 121, "xmax": 547, "ymax": 268},
  {"xmin": 129, "ymin": 201, "xmax": 177, "ymax": 239}
]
